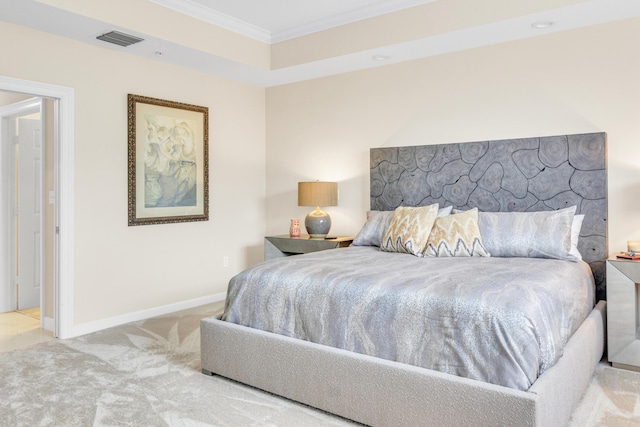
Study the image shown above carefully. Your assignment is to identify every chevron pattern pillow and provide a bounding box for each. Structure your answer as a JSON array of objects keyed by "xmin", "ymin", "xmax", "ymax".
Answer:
[
  {"xmin": 381, "ymin": 204, "xmax": 439, "ymax": 256},
  {"xmin": 423, "ymin": 208, "xmax": 490, "ymax": 257}
]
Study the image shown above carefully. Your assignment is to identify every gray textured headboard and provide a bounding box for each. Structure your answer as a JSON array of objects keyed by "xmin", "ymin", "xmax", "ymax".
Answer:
[{"xmin": 370, "ymin": 132, "xmax": 607, "ymax": 300}]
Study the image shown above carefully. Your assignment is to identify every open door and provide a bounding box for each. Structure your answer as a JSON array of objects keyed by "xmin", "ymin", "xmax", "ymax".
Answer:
[
  {"xmin": 0, "ymin": 97, "xmax": 43, "ymax": 319},
  {"xmin": 15, "ymin": 117, "xmax": 43, "ymax": 310}
]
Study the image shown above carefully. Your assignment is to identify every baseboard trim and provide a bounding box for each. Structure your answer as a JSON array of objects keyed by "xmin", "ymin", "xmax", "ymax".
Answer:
[
  {"xmin": 69, "ymin": 293, "xmax": 226, "ymax": 338},
  {"xmin": 43, "ymin": 316, "xmax": 54, "ymax": 332}
]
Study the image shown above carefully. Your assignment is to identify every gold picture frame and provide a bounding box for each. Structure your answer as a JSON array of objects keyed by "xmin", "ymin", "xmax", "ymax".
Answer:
[{"xmin": 127, "ymin": 94, "xmax": 209, "ymax": 226}]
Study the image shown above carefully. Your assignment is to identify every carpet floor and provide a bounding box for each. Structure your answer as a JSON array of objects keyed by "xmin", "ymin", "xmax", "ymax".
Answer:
[{"xmin": 0, "ymin": 302, "xmax": 638, "ymax": 426}]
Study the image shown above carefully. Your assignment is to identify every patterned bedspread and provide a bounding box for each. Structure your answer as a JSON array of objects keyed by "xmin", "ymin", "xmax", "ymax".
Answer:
[{"xmin": 222, "ymin": 246, "xmax": 595, "ymax": 391}]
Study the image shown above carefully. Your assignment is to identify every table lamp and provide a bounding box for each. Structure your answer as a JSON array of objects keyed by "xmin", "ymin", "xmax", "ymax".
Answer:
[{"xmin": 298, "ymin": 181, "xmax": 338, "ymax": 239}]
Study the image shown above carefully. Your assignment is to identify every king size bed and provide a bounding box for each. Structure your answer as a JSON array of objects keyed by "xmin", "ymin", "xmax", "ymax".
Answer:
[{"xmin": 201, "ymin": 132, "xmax": 607, "ymax": 426}]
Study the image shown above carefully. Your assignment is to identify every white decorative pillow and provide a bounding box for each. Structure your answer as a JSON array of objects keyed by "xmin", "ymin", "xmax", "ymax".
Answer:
[
  {"xmin": 381, "ymin": 204, "xmax": 439, "ymax": 256},
  {"xmin": 569, "ymin": 214, "xmax": 584, "ymax": 261},
  {"xmin": 437, "ymin": 205, "xmax": 453, "ymax": 217},
  {"xmin": 423, "ymin": 208, "xmax": 490, "ymax": 257},
  {"xmin": 352, "ymin": 206, "xmax": 452, "ymax": 247},
  {"xmin": 477, "ymin": 206, "xmax": 578, "ymax": 261}
]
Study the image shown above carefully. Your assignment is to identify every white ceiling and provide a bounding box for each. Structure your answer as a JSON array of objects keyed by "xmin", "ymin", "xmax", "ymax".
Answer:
[
  {"xmin": 150, "ymin": 0, "xmax": 436, "ymax": 43},
  {"xmin": 2, "ymin": 0, "xmax": 640, "ymax": 87}
]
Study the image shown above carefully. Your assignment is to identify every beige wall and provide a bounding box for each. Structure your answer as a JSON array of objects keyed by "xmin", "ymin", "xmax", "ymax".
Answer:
[
  {"xmin": 36, "ymin": 0, "xmax": 270, "ymax": 70},
  {"xmin": 271, "ymin": 0, "xmax": 585, "ymax": 69},
  {"xmin": 0, "ymin": 92, "xmax": 31, "ymax": 105},
  {"xmin": 2, "ymin": 10, "xmax": 637, "ymax": 330},
  {"xmin": 266, "ymin": 17, "xmax": 640, "ymax": 254},
  {"xmin": 0, "ymin": 21, "xmax": 266, "ymax": 326}
]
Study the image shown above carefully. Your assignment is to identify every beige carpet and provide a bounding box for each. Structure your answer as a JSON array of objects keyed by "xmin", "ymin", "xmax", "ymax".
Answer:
[
  {"xmin": 569, "ymin": 362, "xmax": 640, "ymax": 426},
  {"xmin": 0, "ymin": 302, "xmax": 637, "ymax": 426},
  {"xmin": 0, "ymin": 302, "xmax": 357, "ymax": 427}
]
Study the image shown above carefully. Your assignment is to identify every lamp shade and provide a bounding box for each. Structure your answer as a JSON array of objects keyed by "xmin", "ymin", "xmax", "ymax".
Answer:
[{"xmin": 298, "ymin": 181, "xmax": 338, "ymax": 207}]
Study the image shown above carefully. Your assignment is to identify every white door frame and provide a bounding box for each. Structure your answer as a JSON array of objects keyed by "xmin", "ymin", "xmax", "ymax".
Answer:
[
  {"xmin": 0, "ymin": 75, "xmax": 74, "ymax": 339},
  {"xmin": 0, "ymin": 97, "xmax": 44, "ymax": 319}
]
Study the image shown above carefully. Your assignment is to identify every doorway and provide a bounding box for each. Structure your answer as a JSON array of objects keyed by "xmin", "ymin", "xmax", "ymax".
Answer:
[
  {"xmin": 0, "ymin": 75, "xmax": 74, "ymax": 339},
  {"xmin": 0, "ymin": 97, "xmax": 46, "ymax": 324}
]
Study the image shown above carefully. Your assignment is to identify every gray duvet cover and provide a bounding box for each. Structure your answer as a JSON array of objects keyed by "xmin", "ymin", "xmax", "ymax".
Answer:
[{"xmin": 222, "ymin": 246, "xmax": 595, "ymax": 391}]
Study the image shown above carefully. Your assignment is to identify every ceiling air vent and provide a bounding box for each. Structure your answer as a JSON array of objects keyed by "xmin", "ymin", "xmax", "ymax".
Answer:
[{"xmin": 96, "ymin": 31, "xmax": 144, "ymax": 47}]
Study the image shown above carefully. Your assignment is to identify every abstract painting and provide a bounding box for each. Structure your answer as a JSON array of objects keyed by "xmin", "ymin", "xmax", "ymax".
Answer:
[{"xmin": 128, "ymin": 94, "xmax": 208, "ymax": 225}]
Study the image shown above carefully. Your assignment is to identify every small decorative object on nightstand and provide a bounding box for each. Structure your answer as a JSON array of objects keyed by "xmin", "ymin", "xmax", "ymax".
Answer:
[
  {"xmin": 264, "ymin": 235, "xmax": 353, "ymax": 260},
  {"xmin": 289, "ymin": 219, "xmax": 300, "ymax": 238},
  {"xmin": 607, "ymin": 257, "xmax": 640, "ymax": 371}
]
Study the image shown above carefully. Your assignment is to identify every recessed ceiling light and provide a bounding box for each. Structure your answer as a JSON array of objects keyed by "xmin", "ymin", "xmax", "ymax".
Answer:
[
  {"xmin": 531, "ymin": 21, "xmax": 554, "ymax": 29},
  {"xmin": 372, "ymin": 55, "xmax": 389, "ymax": 61}
]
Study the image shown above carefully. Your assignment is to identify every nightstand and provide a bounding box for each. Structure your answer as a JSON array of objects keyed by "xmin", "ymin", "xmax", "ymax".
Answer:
[
  {"xmin": 607, "ymin": 257, "xmax": 640, "ymax": 371},
  {"xmin": 264, "ymin": 235, "xmax": 353, "ymax": 260}
]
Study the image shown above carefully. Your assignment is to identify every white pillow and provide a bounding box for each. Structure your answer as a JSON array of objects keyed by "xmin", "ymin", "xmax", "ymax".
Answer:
[
  {"xmin": 569, "ymin": 214, "xmax": 584, "ymax": 261},
  {"xmin": 437, "ymin": 205, "xmax": 453, "ymax": 217},
  {"xmin": 476, "ymin": 206, "xmax": 578, "ymax": 261}
]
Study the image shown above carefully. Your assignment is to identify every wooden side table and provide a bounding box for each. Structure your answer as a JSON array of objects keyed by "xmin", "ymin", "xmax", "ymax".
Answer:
[
  {"xmin": 264, "ymin": 235, "xmax": 353, "ymax": 260},
  {"xmin": 607, "ymin": 257, "xmax": 640, "ymax": 371}
]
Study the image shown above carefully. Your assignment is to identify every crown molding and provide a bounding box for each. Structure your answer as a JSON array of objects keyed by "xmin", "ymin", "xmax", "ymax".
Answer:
[
  {"xmin": 149, "ymin": 0, "xmax": 272, "ymax": 42},
  {"xmin": 270, "ymin": 0, "xmax": 437, "ymax": 43},
  {"xmin": 150, "ymin": 0, "xmax": 437, "ymax": 44}
]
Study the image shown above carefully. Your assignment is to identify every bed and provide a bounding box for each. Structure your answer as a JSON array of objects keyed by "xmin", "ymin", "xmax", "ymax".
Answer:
[{"xmin": 201, "ymin": 132, "xmax": 607, "ymax": 427}]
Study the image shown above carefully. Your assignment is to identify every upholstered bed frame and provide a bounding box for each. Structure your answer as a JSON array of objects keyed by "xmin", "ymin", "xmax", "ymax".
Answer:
[{"xmin": 201, "ymin": 132, "xmax": 607, "ymax": 427}]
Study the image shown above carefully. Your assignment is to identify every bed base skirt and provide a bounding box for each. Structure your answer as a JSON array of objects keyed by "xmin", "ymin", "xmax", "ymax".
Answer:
[{"xmin": 200, "ymin": 300, "xmax": 605, "ymax": 427}]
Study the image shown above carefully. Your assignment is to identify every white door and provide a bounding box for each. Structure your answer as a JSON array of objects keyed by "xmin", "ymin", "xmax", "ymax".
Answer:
[{"xmin": 16, "ymin": 118, "xmax": 42, "ymax": 309}]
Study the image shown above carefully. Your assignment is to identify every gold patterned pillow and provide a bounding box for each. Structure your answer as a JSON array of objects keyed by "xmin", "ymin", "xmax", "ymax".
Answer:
[
  {"xmin": 380, "ymin": 204, "xmax": 439, "ymax": 256},
  {"xmin": 423, "ymin": 208, "xmax": 490, "ymax": 257}
]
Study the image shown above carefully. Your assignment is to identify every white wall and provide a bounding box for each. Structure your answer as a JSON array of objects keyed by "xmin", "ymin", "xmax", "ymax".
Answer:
[
  {"xmin": 0, "ymin": 21, "xmax": 266, "ymax": 328},
  {"xmin": 266, "ymin": 17, "xmax": 640, "ymax": 254}
]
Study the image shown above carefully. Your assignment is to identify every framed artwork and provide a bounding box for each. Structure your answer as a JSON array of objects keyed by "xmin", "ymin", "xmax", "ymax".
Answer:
[{"xmin": 127, "ymin": 94, "xmax": 209, "ymax": 226}]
